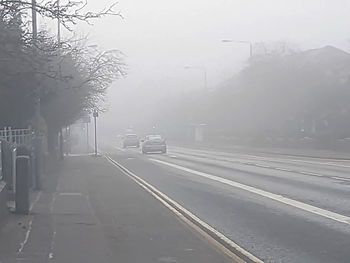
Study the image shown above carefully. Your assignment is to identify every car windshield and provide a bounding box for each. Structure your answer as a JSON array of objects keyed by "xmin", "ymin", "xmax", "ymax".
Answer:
[{"xmin": 126, "ymin": 134, "xmax": 137, "ymax": 139}]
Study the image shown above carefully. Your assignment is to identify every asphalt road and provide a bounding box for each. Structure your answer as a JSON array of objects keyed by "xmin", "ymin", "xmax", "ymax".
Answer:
[{"xmin": 106, "ymin": 144, "xmax": 350, "ymax": 263}]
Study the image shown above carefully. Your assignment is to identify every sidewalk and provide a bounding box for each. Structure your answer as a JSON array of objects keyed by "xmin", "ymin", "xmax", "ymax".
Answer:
[{"xmin": 0, "ymin": 154, "xmax": 232, "ymax": 263}]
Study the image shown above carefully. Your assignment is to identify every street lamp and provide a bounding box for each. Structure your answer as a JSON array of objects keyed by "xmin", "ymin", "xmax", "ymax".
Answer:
[
  {"xmin": 93, "ymin": 109, "xmax": 99, "ymax": 157},
  {"xmin": 184, "ymin": 66, "xmax": 207, "ymax": 91},
  {"xmin": 222, "ymin": 39, "xmax": 253, "ymax": 58}
]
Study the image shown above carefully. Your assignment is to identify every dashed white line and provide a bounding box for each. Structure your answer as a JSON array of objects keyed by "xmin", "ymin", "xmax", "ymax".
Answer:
[
  {"xmin": 170, "ymin": 147, "xmax": 350, "ymax": 169},
  {"xmin": 169, "ymin": 149, "xmax": 331, "ymax": 178},
  {"xmin": 331, "ymin": 176, "xmax": 350, "ymax": 182},
  {"xmin": 180, "ymin": 150, "xmax": 328, "ymax": 178},
  {"xmin": 58, "ymin": 192, "xmax": 83, "ymax": 196},
  {"xmin": 68, "ymin": 153, "xmax": 95, "ymax": 157},
  {"xmin": 151, "ymin": 159, "xmax": 350, "ymax": 225},
  {"xmin": 254, "ymin": 164, "xmax": 271, "ymax": 168},
  {"xmin": 299, "ymin": 171, "xmax": 324, "ymax": 177},
  {"xmin": 274, "ymin": 167, "xmax": 292, "ymax": 172}
]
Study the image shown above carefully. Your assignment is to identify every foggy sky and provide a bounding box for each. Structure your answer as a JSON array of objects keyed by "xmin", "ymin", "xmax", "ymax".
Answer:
[{"xmin": 70, "ymin": 0, "xmax": 350, "ymax": 136}]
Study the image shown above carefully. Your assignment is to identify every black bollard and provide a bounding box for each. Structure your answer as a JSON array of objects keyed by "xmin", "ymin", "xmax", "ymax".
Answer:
[{"xmin": 15, "ymin": 146, "xmax": 31, "ymax": 214}]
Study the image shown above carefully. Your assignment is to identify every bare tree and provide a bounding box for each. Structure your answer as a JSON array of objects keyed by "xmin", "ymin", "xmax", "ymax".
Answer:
[
  {"xmin": 0, "ymin": 3, "xmax": 126, "ymax": 154},
  {"xmin": 0, "ymin": 0, "xmax": 121, "ymax": 30}
]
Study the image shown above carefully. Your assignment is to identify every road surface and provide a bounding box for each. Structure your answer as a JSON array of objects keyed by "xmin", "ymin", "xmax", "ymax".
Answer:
[{"xmin": 106, "ymin": 144, "xmax": 350, "ymax": 263}]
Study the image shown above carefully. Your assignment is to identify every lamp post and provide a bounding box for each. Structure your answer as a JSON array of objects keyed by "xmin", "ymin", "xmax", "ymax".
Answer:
[
  {"xmin": 31, "ymin": 0, "xmax": 37, "ymax": 39},
  {"xmin": 31, "ymin": 0, "xmax": 40, "ymax": 131},
  {"xmin": 184, "ymin": 66, "xmax": 207, "ymax": 91},
  {"xmin": 93, "ymin": 110, "xmax": 99, "ymax": 156},
  {"xmin": 57, "ymin": 0, "xmax": 61, "ymax": 43},
  {"xmin": 222, "ymin": 39, "xmax": 253, "ymax": 58},
  {"xmin": 55, "ymin": 0, "xmax": 65, "ymax": 159},
  {"xmin": 86, "ymin": 122, "xmax": 89, "ymax": 152}
]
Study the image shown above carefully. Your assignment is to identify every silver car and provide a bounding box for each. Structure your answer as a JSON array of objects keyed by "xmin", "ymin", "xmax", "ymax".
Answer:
[{"xmin": 141, "ymin": 135, "xmax": 167, "ymax": 154}]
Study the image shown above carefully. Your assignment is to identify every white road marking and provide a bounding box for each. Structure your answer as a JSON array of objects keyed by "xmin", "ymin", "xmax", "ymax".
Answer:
[
  {"xmin": 17, "ymin": 191, "xmax": 42, "ymax": 254},
  {"xmin": 331, "ymin": 176, "xmax": 350, "ymax": 182},
  {"xmin": 47, "ymin": 174, "xmax": 63, "ymax": 261},
  {"xmin": 17, "ymin": 218, "xmax": 33, "ymax": 254},
  {"xmin": 106, "ymin": 156, "xmax": 262, "ymax": 263},
  {"xmin": 48, "ymin": 231, "xmax": 56, "ymax": 261},
  {"xmin": 254, "ymin": 164, "xmax": 271, "ymax": 168},
  {"xmin": 299, "ymin": 171, "xmax": 324, "ymax": 177},
  {"xmin": 58, "ymin": 192, "xmax": 83, "ymax": 196},
  {"xmin": 30, "ymin": 191, "xmax": 42, "ymax": 212},
  {"xmin": 274, "ymin": 167, "xmax": 292, "ymax": 172},
  {"xmin": 170, "ymin": 146, "xmax": 350, "ymax": 169},
  {"xmin": 171, "ymin": 150, "xmax": 335, "ymax": 180},
  {"xmin": 151, "ymin": 159, "xmax": 350, "ymax": 226},
  {"xmin": 68, "ymin": 153, "xmax": 95, "ymax": 157}
]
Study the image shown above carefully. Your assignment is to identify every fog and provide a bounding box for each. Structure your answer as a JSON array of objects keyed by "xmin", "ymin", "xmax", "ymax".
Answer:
[
  {"xmin": 73, "ymin": 0, "xmax": 350, "ymax": 142},
  {"xmin": 2, "ymin": 2, "xmax": 350, "ymax": 261}
]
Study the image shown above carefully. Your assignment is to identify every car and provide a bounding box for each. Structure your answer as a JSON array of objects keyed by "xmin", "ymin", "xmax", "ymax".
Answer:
[
  {"xmin": 141, "ymin": 135, "xmax": 167, "ymax": 154},
  {"xmin": 122, "ymin": 134, "xmax": 140, "ymax": 148}
]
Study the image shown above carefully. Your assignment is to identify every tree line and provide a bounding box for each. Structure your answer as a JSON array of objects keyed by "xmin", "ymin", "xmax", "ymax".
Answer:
[
  {"xmin": 152, "ymin": 45, "xmax": 350, "ymax": 144},
  {"xmin": 0, "ymin": 1, "xmax": 125, "ymax": 152}
]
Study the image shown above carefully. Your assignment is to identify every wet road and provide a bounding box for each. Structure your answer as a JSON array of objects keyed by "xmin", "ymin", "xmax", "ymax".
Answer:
[{"xmin": 107, "ymin": 145, "xmax": 350, "ymax": 263}]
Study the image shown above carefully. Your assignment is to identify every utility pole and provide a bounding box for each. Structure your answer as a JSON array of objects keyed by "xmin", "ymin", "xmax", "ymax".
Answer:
[
  {"xmin": 93, "ymin": 110, "xmax": 98, "ymax": 156},
  {"xmin": 32, "ymin": 0, "xmax": 43, "ymax": 190},
  {"xmin": 57, "ymin": 0, "xmax": 61, "ymax": 43},
  {"xmin": 32, "ymin": 0, "xmax": 39, "ymax": 124},
  {"xmin": 86, "ymin": 122, "xmax": 89, "ymax": 153},
  {"xmin": 57, "ymin": 0, "xmax": 64, "ymax": 160},
  {"xmin": 31, "ymin": 0, "xmax": 37, "ymax": 39}
]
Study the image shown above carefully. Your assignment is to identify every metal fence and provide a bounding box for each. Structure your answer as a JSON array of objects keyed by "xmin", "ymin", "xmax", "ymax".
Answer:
[{"xmin": 0, "ymin": 127, "xmax": 34, "ymax": 146}]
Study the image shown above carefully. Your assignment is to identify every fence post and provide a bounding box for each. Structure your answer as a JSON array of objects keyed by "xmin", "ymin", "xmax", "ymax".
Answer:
[
  {"xmin": 11, "ymin": 147, "xmax": 16, "ymax": 195},
  {"xmin": 4, "ymin": 127, "xmax": 7, "ymax": 142},
  {"xmin": 8, "ymin": 127, "xmax": 12, "ymax": 144}
]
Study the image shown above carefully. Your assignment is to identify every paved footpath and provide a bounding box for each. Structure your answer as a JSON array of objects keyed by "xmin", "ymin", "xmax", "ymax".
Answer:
[{"xmin": 0, "ymin": 155, "xmax": 232, "ymax": 263}]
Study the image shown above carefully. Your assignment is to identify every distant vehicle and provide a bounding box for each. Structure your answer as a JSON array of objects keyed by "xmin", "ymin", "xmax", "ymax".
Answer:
[
  {"xmin": 122, "ymin": 134, "xmax": 140, "ymax": 148},
  {"xmin": 141, "ymin": 135, "xmax": 167, "ymax": 154}
]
